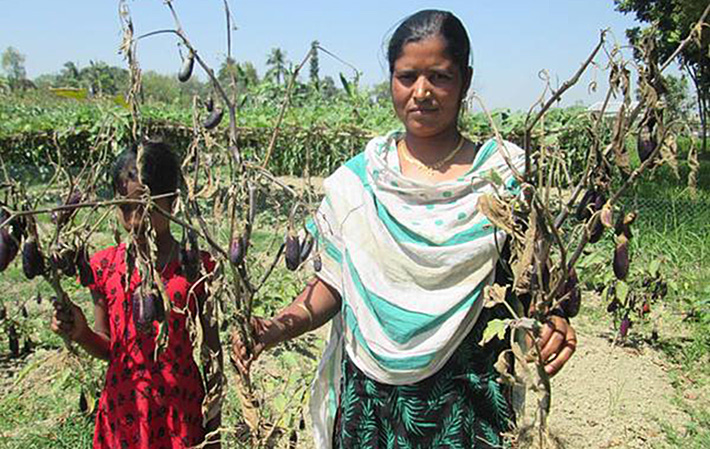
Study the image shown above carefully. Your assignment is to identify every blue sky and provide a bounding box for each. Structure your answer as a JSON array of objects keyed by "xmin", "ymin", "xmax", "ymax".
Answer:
[{"xmin": 0, "ymin": 1, "xmax": 642, "ymax": 109}]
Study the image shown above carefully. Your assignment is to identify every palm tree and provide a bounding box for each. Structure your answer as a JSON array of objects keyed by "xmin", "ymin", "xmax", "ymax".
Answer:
[{"xmin": 266, "ymin": 48, "xmax": 287, "ymax": 85}]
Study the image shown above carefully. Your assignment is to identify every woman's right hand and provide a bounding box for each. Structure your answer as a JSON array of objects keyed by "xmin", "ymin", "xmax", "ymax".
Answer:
[
  {"xmin": 50, "ymin": 300, "xmax": 89, "ymax": 343},
  {"xmin": 230, "ymin": 317, "xmax": 274, "ymax": 378}
]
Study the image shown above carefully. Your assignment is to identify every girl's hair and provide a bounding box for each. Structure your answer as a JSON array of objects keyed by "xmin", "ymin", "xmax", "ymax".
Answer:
[
  {"xmin": 387, "ymin": 9, "xmax": 471, "ymax": 78},
  {"xmin": 112, "ymin": 141, "xmax": 180, "ymax": 197}
]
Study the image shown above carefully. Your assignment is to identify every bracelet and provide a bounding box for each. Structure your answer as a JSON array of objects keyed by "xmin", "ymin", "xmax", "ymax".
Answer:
[{"xmin": 295, "ymin": 303, "xmax": 314, "ymax": 330}]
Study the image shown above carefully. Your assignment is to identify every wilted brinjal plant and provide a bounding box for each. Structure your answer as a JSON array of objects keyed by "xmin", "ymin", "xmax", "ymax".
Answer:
[
  {"xmin": 0, "ymin": 0, "xmax": 325, "ymax": 447},
  {"xmin": 470, "ymin": 6, "xmax": 709, "ymax": 447}
]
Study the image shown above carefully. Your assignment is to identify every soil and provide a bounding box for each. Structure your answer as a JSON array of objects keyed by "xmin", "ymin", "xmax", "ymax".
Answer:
[{"xmin": 539, "ymin": 310, "xmax": 689, "ymax": 448}]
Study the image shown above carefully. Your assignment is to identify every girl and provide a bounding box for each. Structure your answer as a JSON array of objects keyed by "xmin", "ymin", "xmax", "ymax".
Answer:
[
  {"xmin": 51, "ymin": 142, "xmax": 222, "ymax": 449},
  {"xmin": 232, "ymin": 10, "xmax": 577, "ymax": 449}
]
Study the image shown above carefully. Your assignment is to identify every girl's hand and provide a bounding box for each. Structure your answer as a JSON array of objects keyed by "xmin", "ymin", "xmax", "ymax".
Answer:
[
  {"xmin": 230, "ymin": 317, "xmax": 273, "ymax": 378},
  {"xmin": 538, "ymin": 315, "xmax": 577, "ymax": 376},
  {"xmin": 50, "ymin": 300, "xmax": 89, "ymax": 343}
]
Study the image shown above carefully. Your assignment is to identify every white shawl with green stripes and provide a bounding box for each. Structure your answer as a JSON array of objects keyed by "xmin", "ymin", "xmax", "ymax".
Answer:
[{"xmin": 307, "ymin": 131, "xmax": 525, "ymax": 448}]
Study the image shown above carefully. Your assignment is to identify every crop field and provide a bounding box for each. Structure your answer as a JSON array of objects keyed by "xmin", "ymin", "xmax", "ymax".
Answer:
[
  {"xmin": 1, "ymin": 2, "xmax": 710, "ymax": 448},
  {"xmin": 1, "ymin": 84, "xmax": 709, "ymax": 448}
]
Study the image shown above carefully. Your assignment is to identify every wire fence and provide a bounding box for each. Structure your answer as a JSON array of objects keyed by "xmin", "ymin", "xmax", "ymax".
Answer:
[{"xmin": 620, "ymin": 195, "xmax": 710, "ymax": 231}]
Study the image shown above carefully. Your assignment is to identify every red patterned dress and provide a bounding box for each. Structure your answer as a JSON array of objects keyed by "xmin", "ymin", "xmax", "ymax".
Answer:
[{"xmin": 88, "ymin": 244, "xmax": 214, "ymax": 449}]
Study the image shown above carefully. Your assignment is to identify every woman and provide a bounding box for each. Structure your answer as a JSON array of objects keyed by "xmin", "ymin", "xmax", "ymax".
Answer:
[{"xmin": 232, "ymin": 10, "xmax": 576, "ymax": 448}]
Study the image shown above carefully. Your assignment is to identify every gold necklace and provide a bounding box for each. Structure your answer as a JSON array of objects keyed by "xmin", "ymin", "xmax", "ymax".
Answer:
[{"xmin": 398, "ymin": 135, "xmax": 465, "ymax": 175}]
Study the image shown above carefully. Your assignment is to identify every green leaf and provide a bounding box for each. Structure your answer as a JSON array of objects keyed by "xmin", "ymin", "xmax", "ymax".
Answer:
[
  {"xmin": 616, "ymin": 280, "xmax": 629, "ymax": 304},
  {"xmin": 482, "ymin": 169, "xmax": 504, "ymax": 187},
  {"xmin": 339, "ymin": 73, "xmax": 352, "ymax": 97},
  {"xmin": 479, "ymin": 319, "xmax": 510, "ymax": 345},
  {"xmin": 648, "ymin": 259, "xmax": 660, "ymax": 278}
]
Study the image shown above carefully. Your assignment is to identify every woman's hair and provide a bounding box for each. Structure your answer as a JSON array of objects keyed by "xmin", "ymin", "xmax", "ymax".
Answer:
[
  {"xmin": 387, "ymin": 9, "xmax": 471, "ymax": 78},
  {"xmin": 112, "ymin": 141, "xmax": 180, "ymax": 197}
]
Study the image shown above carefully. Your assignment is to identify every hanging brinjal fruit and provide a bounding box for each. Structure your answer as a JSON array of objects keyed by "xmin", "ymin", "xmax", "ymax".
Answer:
[
  {"xmin": 284, "ymin": 233, "xmax": 301, "ymax": 271},
  {"xmin": 575, "ymin": 188, "xmax": 596, "ymax": 221},
  {"xmin": 203, "ymin": 108, "xmax": 224, "ymax": 129},
  {"xmin": 22, "ymin": 238, "xmax": 46, "ymax": 280},
  {"xmin": 132, "ymin": 290, "xmax": 160, "ymax": 331},
  {"xmin": 637, "ymin": 115, "xmax": 657, "ymax": 164},
  {"xmin": 229, "ymin": 234, "xmax": 247, "ymax": 267},
  {"xmin": 77, "ymin": 247, "xmax": 95, "ymax": 287},
  {"xmin": 178, "ymin": 51, "xmax": 195, "ymax": 82},
  {"xmin": 0, "ymin": 209, "xmax": 21, "ymax": 272},
  {"xmin": 560, "ymin": 267, "xmax": 581, "ymax": 318},
  {"xmin": 299, "ymin": 236, "xmax": 314, "ymax": 262}
]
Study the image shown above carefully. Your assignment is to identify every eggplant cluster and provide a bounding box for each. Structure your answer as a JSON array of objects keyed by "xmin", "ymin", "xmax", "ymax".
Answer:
[{"xmin": 284, "ymin": 233, "xmax": 314, "ymax": 271}]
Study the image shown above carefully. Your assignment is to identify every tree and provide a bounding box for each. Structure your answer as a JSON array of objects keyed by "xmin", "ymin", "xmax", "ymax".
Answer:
[
  {"xmin": 218, "ymin": 57, "xmax": 259, "ymax": 94},
  {"xmin": 309, "ymin": 40, "xmax": 320, "ymax": 87},
  {"xmin": 614, "ymin": 0, "xmax": 710, "ymax": 150},
  {"xmin": 1, "ymin": 47, "xmax": 27, "ymax": 90},
  {"xmin": 320, "ymin": 75, "xmax": 338, "ymax": 99},
  {"xmin": 80, "ymin": 61, "xmax": 129, "ymax": 95},
  {"xmin": 58, "ymin": 61, "xmax": 82, "ymax": 87},
  {"xmin": 663, "ymin": 74, "xmax": 693, "ymax": 121},
  {"xmin": 266, "ymin": 48, "xmax": 287, "ymax": 85},
  {"xmin": 141, "ymin": 71, "xmax": 180, "ymax": 104}
]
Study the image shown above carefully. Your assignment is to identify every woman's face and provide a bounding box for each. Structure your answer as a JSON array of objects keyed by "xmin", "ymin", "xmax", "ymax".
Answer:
[{"xmin": 391, "ymin": 34, "xmax": 470, "ymax": 139}]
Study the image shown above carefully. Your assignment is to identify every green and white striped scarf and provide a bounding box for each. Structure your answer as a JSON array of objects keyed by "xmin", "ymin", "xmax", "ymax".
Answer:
[{"xmin": 307, "ymin": 130, "xmax": 525, "ymax": 448}]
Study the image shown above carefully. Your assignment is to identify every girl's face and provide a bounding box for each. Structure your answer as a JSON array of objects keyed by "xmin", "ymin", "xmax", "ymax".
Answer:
[
  {"xmin": 116, "ymin": 172, "xmax": 171, "ymax": 237},
  {"xmin": 391, "ymin": 34, "xmax": 470, "ymax": 139}
]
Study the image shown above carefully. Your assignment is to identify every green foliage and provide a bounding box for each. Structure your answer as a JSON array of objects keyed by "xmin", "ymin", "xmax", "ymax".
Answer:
[
  {"xmin": 613, "ymin": 0, "xmax": 710, "ymax": 150},
  {"xmin": 1, "ymin": 47, "xmax": 27, "ymax": 89},
  {"xmin": 309, "ymin": 41, "xmax": 320, "ymax": 86},
  {"xmin": 217, "ymin": 57, "xmax": 259, "ymax": 97},
  {"xmin": 265, "ymin": 48, "xmax": 288, "ymax": 85}
]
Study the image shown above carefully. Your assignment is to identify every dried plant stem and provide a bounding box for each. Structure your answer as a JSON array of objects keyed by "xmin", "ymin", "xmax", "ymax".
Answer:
[
  {"xmin": 524, "ymin": 31, "xmax": 607, "ymax": 177},
  {"xmin": 261, "ymin": 49, "xmax": 314, "ymax": 169},
  {"xmin": 660, "ymin": 3, "xmax": 710, "ymax": 73}
]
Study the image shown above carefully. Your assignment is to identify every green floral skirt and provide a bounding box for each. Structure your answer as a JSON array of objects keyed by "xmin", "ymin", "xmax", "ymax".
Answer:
[{"xmin": 333, "ymin": 307, "xmax": 513, "ymax": 449}]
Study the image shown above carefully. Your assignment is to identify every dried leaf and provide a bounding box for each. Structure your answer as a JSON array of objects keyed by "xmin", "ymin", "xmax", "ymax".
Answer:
[
  {"xmin": 687, "ymin": 138, "xmax": 699, "ymax": 196},
  {"xmin": 600, "ymin": 203, "xmax": 614, "ymax": 228},
  {"xmin": 495, "ymin": 351, "xmax": 516, "ymax": 386},
  {"xmin": 512, "ymin": 207, "xmax": 538, "ymax": 294},
  {"xmin": 660, "ymin": 134, "xmax": 679, "ymax": 177},
  {"xmin": 476, "ymin": 194, "xmax": 514, "ymax": 234},
  {"xmin": 484, "ymin": 284, "xmax": 508, "ymax": 308}
]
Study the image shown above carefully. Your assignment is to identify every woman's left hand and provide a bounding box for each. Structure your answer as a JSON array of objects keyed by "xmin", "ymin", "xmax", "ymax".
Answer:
[{"xmin": 538, "ymin": 315, "xmax": 577, "ymax": 377}]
